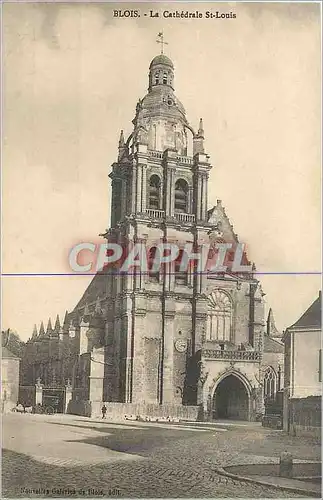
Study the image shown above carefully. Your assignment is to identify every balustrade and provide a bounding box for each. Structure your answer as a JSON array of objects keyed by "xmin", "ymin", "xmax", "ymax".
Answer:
[
  {"xmin": 145, "ymin": 209, "xmax": 165, "ymax": 219},
  {"xmin": 174, "ymin": 212, "xmax": 195, "ymax": 223},
  {"xmin": 202, "ymin": 349, "xmax": 261, "ymax": 362}
]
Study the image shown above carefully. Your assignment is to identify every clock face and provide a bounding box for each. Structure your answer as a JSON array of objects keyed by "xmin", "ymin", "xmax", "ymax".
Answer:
[{"xmin": 175, "ymin": 339, "xmax": 187, "ymax": 353}]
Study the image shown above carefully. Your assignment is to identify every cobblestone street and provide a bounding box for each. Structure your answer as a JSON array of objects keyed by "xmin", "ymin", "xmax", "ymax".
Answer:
[{"xmin": 2, "ymin": 414, "xmax": 321, "ymax": 498}]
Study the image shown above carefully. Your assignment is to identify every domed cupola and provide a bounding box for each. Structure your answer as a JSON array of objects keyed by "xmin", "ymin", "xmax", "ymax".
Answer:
[
  {"xmin": 129, "ymin": 45, "xmax": 190, "ymax": 154},
  {"xmin": 138, "ymin": 53, "xmax": 186, "ymax": 124},
  {"xmin": 149, "ymin": 54, "xmax": 174, "ymax": 91}
]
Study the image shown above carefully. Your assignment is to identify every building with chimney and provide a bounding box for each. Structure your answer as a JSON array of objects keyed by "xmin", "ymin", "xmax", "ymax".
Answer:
[{"xmin": 20, "ymin": 51, "xmax": 284, "ymax": 420}]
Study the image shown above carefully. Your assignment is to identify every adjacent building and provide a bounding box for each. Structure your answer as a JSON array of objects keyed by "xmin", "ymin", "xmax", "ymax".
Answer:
[
  {"xmin": 1, "ymin": 347, "xmax": 20, "ymax": 413},
  {"xmin": 283, "ymin": 292, "xmax": 322, "ymax": 439}
]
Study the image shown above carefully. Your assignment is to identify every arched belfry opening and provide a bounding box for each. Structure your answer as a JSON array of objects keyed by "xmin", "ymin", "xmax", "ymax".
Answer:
[
  {"xmin": 148, "ymin": 175, "xmax": 161, "ymax": 209},
  {"xmin": 212, "ymin": 374, "xmax": 250, "ymax": 420},
  {"xmin": 148, "ymin": 54, "xmax": 174, "ymax": 91},
  {"xmin": 175, "ymin": 179, "xmax": 189, "ymax": 213}
]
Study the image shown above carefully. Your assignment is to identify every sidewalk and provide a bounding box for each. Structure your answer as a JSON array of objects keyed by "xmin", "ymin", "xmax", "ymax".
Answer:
[{"xmin": 249, "ymin": 475, "xmax": 321, "ymax": 495}]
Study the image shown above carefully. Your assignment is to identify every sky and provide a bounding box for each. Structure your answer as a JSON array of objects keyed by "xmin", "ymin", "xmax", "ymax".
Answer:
[{"xmin": 2, "ymin": 1, "xmax": 321, "ymax": 341}]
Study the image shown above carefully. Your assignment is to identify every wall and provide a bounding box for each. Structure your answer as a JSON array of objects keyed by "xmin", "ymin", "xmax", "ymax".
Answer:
[
  {"xmin": 1, "ymin": 357, "xmax": 20, "ymax": 412},
  {"xmin": 288, "ymin": 396, "xmax": 321, "ymax": 441},
  {"xmin": 292, "ymin": 329, "xmax": 321, "ymax": 398},
  {"xmin": 92, "ymin": 402, "xmax": 199, "ymax": 421},
  {"xmin": 67, "ymin": 399, "xmax": 92, "ymax": 417}
]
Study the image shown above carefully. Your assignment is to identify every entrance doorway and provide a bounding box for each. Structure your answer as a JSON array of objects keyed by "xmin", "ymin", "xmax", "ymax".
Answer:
[{"xmin": 213, "ymin": 375, "xmax": 249, "ymax": 420}]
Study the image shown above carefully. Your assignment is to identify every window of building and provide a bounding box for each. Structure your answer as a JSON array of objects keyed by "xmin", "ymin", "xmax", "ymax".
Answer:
[
  {"xmin": 148, "ymin": 175, "xmax": 161, "ymax": 209},
  {"xmin": 263, "ymin": 367, "xmax": 277, "ymax": 399},
  {"xmin": 148, "ymin": 246, "xmax": 159, "ymax": 282},
  {"xmin": 174, "ymin": 179, "xmax": 189, "ymax": 213},
  {"xmin": 174, "ymin": 249, "xmax": 188, "ymax": 285},
  {"xmin": 163, "ymin": 71, "xmax": 168, "ymax": 84},
  {"xmin": 206, "ymin": 290, "xmax": 232, "ymax": 341},
  {"xmin": 154, "ymin": 71, "xmax": 160, "ymax": 85}
]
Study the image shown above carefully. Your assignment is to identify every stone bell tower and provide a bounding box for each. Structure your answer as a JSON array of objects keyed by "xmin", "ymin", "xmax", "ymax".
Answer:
[
  {"xmin": 104, "ymin": 50, "xmax": 214, "ymax": 406},
  {"xmin": 109, "ymin": 53, "xmax": 211, "ymax": 227}
]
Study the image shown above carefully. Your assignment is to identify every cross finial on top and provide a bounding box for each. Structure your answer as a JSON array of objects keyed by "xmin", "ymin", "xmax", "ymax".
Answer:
[{"xmin": 156, "ymin": 31, "xmax": 168, "ymax": 55}]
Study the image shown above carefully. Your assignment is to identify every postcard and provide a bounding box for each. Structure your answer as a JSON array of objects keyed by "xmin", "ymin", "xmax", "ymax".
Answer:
[{"xmin": 2, "ymin": 1, "xmax": 321, "ymax": 499}]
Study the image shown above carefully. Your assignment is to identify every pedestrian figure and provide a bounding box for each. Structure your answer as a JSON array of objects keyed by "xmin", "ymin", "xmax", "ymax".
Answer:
[{"xmin": 101, "ymin": 404, "xmax": 107, "ymax": 419}]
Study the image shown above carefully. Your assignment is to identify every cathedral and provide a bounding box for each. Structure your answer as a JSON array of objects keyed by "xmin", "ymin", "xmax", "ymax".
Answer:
[{"xmin": 21, "ymin": 51, "xmax": 284, "ymax": 421}]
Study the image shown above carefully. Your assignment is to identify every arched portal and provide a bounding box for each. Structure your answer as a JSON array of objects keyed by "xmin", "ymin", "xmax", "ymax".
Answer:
[{"xmin": 212, "ymin": 374, "xmax": 250, "ymax": 420}]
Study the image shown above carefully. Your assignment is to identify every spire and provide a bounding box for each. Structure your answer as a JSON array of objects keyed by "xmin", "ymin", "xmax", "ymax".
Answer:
[
  {"xmin": 54, "ymin": 314, "xmax": 60, "ymax": 332},
  {"xmin": 118, "ymin": 130, "xmax": 125, "ymax": 148},
  {"xmin": 39, "ymin": 321, "xmax": 45, "ymax": 337},
  {"xmin": 32, "ymin": 324, "xmax": 38, "ymax": 338},
  {"xmin": 197, "ymin": 118, "xmax": 204, "ymax": 139},
  {"xmin": 63, "ymin": 310, "xmax": 69, "ymax": 327},
  {"xmin": 118, "ymin": 129, "xmax": 128, "ymax": 162},
  {"xmin": 193, "ymin": 118, "xmax": 205, "ymax": 155},
  {"xmin": 46, "ymin": 318, "xmax": 53, "ymax": 336},
  {"xmin": 267, "ymin": 308, "xmax": 281, "ymax": 337}
]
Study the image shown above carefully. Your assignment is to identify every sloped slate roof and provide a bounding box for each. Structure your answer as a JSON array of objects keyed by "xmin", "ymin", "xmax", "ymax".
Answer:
[
  {"xmin": 2, "ymin": 347, "xmax": 20, "ymax": 359},
  {"xmin": 289, "ymin": 294, "xmax": 321, "ymax": 330},
  {"xmin": 263, "ymin": 335, "xmax": 284, "ymax": 353},
  {"xmin": 71, "ymin": 272, "xmax": 107, "ymax": 316}
]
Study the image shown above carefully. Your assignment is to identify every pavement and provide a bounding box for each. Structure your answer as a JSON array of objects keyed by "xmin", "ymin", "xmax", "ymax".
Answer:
[
  {"xmin": 2, "ymin": 413, "xmax": 321, "ymax": 498},
  {"xmin": 244, "ymin": 475, "xmax": 321, "ymax": 495}
]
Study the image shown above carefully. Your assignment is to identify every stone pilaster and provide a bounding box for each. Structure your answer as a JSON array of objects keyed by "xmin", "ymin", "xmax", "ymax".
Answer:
[
  {"xmin": 141, "ymin": 164, "xmax": 148, "ymax": 212},
  {"xmin": 163, "ymin": 260, "xmax": 174, "ymax": 293},
  {"xmin": 201, "ymin": 174, "xmax": 208, "ymax": 220},
  {"xmin": 188, "ymin": 185, "xmax": 193, "ymax": 214},
  {"xmin": 253, "ymin": 283, "xmax": 265, "ymax": 352},
  {"xmin": 132, "ymin": 236, "xmax": 146, "ymax": 292},
  {"xmin": 132, "ymin": 300, "xmax": 146, "ymax": 403},
  {"xmin": 120, "ymin": 175, "xmax": 127, "ymax": 220},
  {"xmin": 79, "ymin": 320, "xmax": 89, "ymax": 355},
  {"xmin": 135, "ymin": 144, "xmax": 148, "ymax": 214},
  {"xmin": 255, "ymin": 386, "xmax": 265, "ymax": 416},
  {"xmin": 193, "ymin": 153, "xmax": 211, "ymax": 222},
  {"xmin": 136, "ymin": 164, "xmax": 143, "ymax": 213},
  {"xmin": 196, "ymin": 175, "xmax": 202, "ymax": 221},
  {"xmin": 65, "ymin": 382, "xmax": 73, "ymax": 413},
  {"xmin": 89, "ymin": 347, "xmax": 105, "ymax": 403},
  {"xmin": 131, "ymin": 161, "xmax": 137, "ymax": 213},
  {"xmin": 112, "ymin": 315, "xmax": 122, "ymax": 401},
  {"xmin": 192, "ymin": 297, "xmax": 208, "ymax": 353},
  {"xmin": 163, "ymin": 149, "xmax": 177, "ymax": 218},
  {"xmin": 35, "ymin": 380, "xmax": 43, "ymax": 406},
  {"xmin": 162, "ymin": 298, "xmax": 176, "ymax": 403}
]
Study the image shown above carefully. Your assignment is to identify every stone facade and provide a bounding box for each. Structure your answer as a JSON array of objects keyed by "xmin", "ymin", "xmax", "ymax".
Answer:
[{"xmin": 20, "ymin": 53, "xmax": 284, "ymax": 420}]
